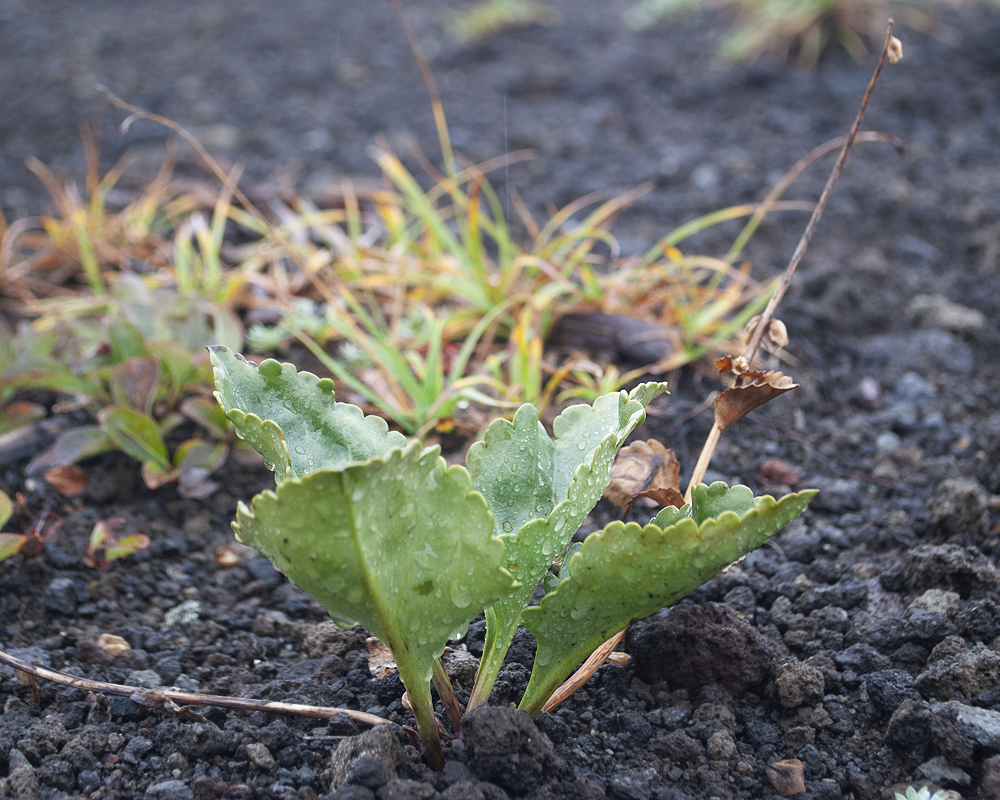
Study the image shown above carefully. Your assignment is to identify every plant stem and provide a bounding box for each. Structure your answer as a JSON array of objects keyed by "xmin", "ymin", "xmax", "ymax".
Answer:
[
  {"xmin": 393, "ymin": 644, "xmax": 445, "ymax": 771},
  {"xmin": 684, "ymin": 419, "xmax": 722, "ymax": 503},
  {"xmin": 432, "ymin": 657, "xmax": 464, "ymax": 737},
  {"xmin": 466, "ymin": 607, "xmax": 517, "ymax": 712}
]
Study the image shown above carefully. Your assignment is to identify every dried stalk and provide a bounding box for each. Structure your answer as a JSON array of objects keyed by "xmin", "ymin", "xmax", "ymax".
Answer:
[{"xmin": 0, "ymin": 648, "xmax": 390, "ymax": 728}]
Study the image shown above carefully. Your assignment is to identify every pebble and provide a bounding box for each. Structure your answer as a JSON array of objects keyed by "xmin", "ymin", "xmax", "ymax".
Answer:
[
  {"xmin": 930, "ymin": 701, "xmax": 1000, "ymax": 767},
  {"xmin": 917, "ymin": 755, "xmax": 971, "ymax": 788},
  {"xmin": 43, "ymin": 577, "xmax": 82, "ymax": 615},
  {"xmin": 145, "ymin": 779, "xmax": 195, "ymax": 800},
  {"xmin": 245, "ymin": 742, "xmax": 277, "ymax": 771},
  {"xmin": 775, "ymin": 661, "xmax": 824, "ymax": 708}
]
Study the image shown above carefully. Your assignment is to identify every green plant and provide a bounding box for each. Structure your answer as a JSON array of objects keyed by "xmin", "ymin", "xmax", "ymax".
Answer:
[
  {"xmin": 211, "ymin": 345, "xmax": 815, "ymax": 769},
  {"xmin": 445, "ymin": 0, "xmax": 559, "ymax": 42},
  {"xmin": 894, "ymin": 786, "xmax": 953, "ymax": 800},
  {"xmin": 625, "ymin": 0, "xmax": 885, "ymax": 66},
  {"xmin": 82, "ymin": 517, "xmax": 150, "ymax": 570},
  {"xmin": 0, "ymin": 278, "xmax": 238, "ymax": 496}
]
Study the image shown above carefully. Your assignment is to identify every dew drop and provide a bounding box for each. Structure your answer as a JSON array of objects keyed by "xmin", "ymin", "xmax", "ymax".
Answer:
[
  {"xmin": 577, "ymin": 442, "xmax": 587, "ymax": 450},
  {"xmin": 344, "ymin": 586, "xmax": 364, "ymax": 605},
  {"xmin": 294, "ymin": 445, "xmax": 306, "ymax": 455},
  {"xmin": 502, "ymin": 521, "xmax": 514, "ymax": 533},
  {"xmin": 450, "ymin": 580, "xmax": 473, "ymax": 608}
]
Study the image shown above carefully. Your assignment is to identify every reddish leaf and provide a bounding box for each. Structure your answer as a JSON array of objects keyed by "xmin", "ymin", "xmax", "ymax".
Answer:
[
  {"xmin": 44, "ymin": 464, "xmax": 89, "ymax": 497},
  {"xmin": 109, "ymin": 355, "xmax": 162, "ymax": 415}
]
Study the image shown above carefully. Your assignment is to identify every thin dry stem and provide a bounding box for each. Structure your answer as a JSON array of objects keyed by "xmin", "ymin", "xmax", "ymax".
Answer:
[
  {"xmin": 684, "ymin": 419, "xmax": 723, "ymax": 503},
  {"xmin": 0, "ymin": 647, "xmax": 390, "ymax": 728},
  {"xmin": 741, "ymin": 20, "xmax": 897, "ymax": 366},
  {"xmin": 541, "ymin": 629, "xmax": 627, "ymax": 714}
]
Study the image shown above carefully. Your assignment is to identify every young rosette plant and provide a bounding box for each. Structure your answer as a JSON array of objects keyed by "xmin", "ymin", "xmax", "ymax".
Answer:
[{"xmin": 209, "ymin": 346, "xmax": 815, "ymax": 768}]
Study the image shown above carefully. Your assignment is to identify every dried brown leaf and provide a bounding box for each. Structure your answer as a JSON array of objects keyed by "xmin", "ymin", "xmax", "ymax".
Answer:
[
  {"xmin": 767, "ymin": 759, "xmax": 806, "ymax": 797},
  {"xmin": 604, "ymin": 439, "xmax": 681, "ymax": 513},
  {"xmin": 109, "ymin": 356, "xmax": 161, "ymax": 415},
  {"xmin": 43, "ymin": 464, "xmax": 89, "ymax": 497},
  {"xmin": 758, "ymin": 458, "xmax": 800, "ymax": 487},
  {"xmin": 714, "ymin": 361, "xmax": 797, "ymax": 431},
  {"xmin": 366, "ymin": 637, "xmax": 397, "ymax": 679}
]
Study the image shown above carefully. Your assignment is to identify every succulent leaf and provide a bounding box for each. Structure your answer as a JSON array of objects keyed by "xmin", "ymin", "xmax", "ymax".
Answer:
[
  {"xmin": 464, "ymin": 382, "xmax": 667, "ymax": 705},
  {"xmin": 209, "ymin": 346, "xmax": 406, "ymax": 482},
  {"xmin": 232, "ymin": 441, "xmax": 515, "ymax": 684},
  {"xmin": 518, "ymin": 484, "xmax": 817, "ymax": 715}
]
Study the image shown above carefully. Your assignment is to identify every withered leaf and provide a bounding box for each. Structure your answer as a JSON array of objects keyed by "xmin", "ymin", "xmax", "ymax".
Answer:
[
  {"xmin": 766, "ymin": 759, "xmax": 806, "ymax": 797},
  {"xmin": 366, "ymin": 637, "xmax": 398, "ymax": 679},
  {"xmin": 714, "ymin": 359, "xmax": 797, "ymax": 431},
  {"xmin": 758, "ymin": 458, "xmax": 800, "ymax": 487},
  {"xmin": 109, "ymin": 356, "xmax": 162, "ymax": 415},
  {"xmin": 604, "ymin": 439, "xmax": 683, "ymax": 513},
  {"xmin": 43, "ymin": 464, "xmax": 89, "ymax": 497}
]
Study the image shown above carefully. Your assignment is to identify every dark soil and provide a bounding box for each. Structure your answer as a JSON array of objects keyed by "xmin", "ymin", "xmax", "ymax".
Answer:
[{"xmin": 3, "ymin": 2, "xmax": 1000, "ymax": 799}]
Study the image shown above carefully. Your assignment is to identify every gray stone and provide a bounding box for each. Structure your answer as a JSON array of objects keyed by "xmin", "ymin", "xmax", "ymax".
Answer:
[
  {"xmin": 930, "ymin": 700, "xmax": 1000, "ymax": 768},
  {"xmin": 917, "ymin": 755, "xmax": 971, "ymax": 788},
  {"xmin": 331, "ymin": 725, "xmax": 403, "ymax": 791},
  {"xmin": 245, "ymin": 742, "xmax": 277, "ymax": 771},
  {"xmin": 145, "ymin": 779, "xmax": 195, "ymax": 800},
  {"xmin": 125, "ymin": 669, "xmax": 163, "ymax": 689},
  {"xmin": 915, "ymin": 643, "xmax": 1000, "ymax": 700},
  {"xmin": 775, "ymin": 661, "xmax": 824, "ymax": 708},
  {"xmin": 906, "ymin": 294, "xmax": 986, "ymax": 334},
  {"xmin": 43, "ymin": 577, "xmax": 81, "ymax": 615}
]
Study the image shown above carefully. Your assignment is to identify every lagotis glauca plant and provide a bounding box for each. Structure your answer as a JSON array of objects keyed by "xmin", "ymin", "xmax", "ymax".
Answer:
[{"xmin": 210, "ymin": 345, "xmax": 815, "ymax": 768}]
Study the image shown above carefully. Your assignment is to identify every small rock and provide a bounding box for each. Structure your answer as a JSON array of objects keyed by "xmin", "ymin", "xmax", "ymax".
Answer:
[
  {"xmin": 628, "ymin": 604, "xmax": 774, "ymax": 694},
  {"xmin": 862, "ymin": 670, "xmax": 920, "ymax": 720},
  {"xmin": 888, "ymin": 699, "xmax": 933, "ymax": 759},
  {"xmin": 907, "ymin": 294, "xmax": 986, "ymax": 334},
  {"xmin": 775, "ymin": 661, "xmax": 824, "ymax": 708},
  {"xmin": 245, "ymin": 742, "xmax": 277, "ymax": 771},
  {"xmin": 3, "ymin": 763, "xmax": 41, "ymax": 799},
  {"xmin": 915, "ymin": 643, "xmax": 1000, "ymax": 700},
  {"xmin": 930, "ymin": 478, "xmax": 990, "ymax": 543},
  {"xmin": 930, "ymin": 700, "xmax": 1000, "ymax": 768},
  {"xmin": 784, "ymin": 726, "xmax": 815, "ymax": 750},
  {"xmin": 766, "ymin": 759, "xmax": 805, "ymax": 797},
  {"xmin": 146, "ymin": 779, "xmax": 195, "ymax": 800},
  {"xmin": 652, "ymin": 729, "xmax": 705, "ymax": 764},
  {"xmin": 706, "ymin": 730, "xmax": 737, "ymax": 762},
  {"xmin": 917, "ymin": 755, "xmax": 971, "ymax": 788},
  {"xmin": 43, "ymin": 577, "xmax": 81, "ymax": 615},
  {"xmin": 162, "ymin": 600, "xmax": 201, "ymax": 627},
  {"xmin": 376, "ymin": 779, "xmax": 437, "ymax": 800},
  {"xmin": 981, "ymin": 756, "xmax": 1000, "ymax": 800},
  {"xmin": 902, "ymin": 544, "xmax": 1000, "ymax": 596},
  {"xmin": 331, "ymin": 726, "xmax": 403, "ymax": 791},
  {"xmin": 463, "ymin": 705, "xmax": 562, "ymax": 795},
  {"xmin": 125, "ymin": 669, "xmax": 163, "ymax": 689},
  {"xmin": 607, "ymin": 768, "xmax": 651, "ymax": 800},
  {"xmin": 909, "ymin": 589, "xmax": 962, "ymax": 618}
]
